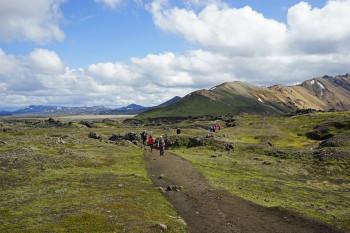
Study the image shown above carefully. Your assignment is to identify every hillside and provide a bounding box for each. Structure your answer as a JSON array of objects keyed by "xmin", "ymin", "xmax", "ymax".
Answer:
[{"xmin": 138, "ymin": 74, "xmax": 350, "ymax": 118}]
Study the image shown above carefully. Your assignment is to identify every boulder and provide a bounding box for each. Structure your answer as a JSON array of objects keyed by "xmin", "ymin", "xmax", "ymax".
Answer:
[
  {"xmin": 88, "ymin": 132, "xmax": 102, "ymax": 140},
  {"xmin": 109, "ymin": 134, "xmax": 124, "ymax": 141},
  {"xmin": 32, "ymin": 118, "xmax": 67, "ymax": 128},
  {"xmin": 306, "ymin": 128, "xmax": 333, "ymax": 140},
  {"xmin": 224, "ymin": 143, "xmax": 234, "ymax": 151},
  {"xmin": 80, "ymin": 121, "xmax": 94, "ymax": 128},
  {"xmin": 314, "ymin": 148, "xmax": 350, "ymax": 161},
  {"xmin": 166, "ymin": 185, "xmax": 182, "ymax": 192},
  {"xmin": 319, "ymin": 135, "xmax": 350, "ymax": 148},
  {"xmin": 123, "ymin": 132, "xmax": 139, "ymax": 142},
  {"xmin": 155, "ymin": 223, "xmax": 168, "ymax": 231}
]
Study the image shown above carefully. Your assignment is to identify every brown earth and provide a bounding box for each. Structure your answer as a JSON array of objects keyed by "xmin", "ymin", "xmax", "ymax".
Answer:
[{"xmin": 145, "ymin": 150, "xmax": 345, "ymax": 233}]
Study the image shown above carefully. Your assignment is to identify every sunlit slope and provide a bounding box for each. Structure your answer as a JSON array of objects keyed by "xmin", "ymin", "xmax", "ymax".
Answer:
[{"xmin": 139, "ymin": 74, "xmax": 350, "ymax": 118}]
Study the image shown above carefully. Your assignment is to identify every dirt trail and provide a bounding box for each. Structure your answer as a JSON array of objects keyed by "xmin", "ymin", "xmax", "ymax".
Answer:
[{"xmin": 145, "ymin": 150, "xmax": 344, "ymax": 233}]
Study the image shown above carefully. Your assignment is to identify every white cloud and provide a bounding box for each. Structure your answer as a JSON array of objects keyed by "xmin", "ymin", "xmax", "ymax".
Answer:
[
  {"xmin": 1, "ymin": 0, "xmax": 350, "ymax": 109},
  {"xmin": 95, "ymin": 0, "xmax": 123, "ymax": 9},
  {"xmin": 29, "ymin": 49, "xmax": 64, "ymax": 74},
  {"xmin": 1, "ymin": 46, "xmax": 350, "ymax": 109},
  {"xmin": 0, "ymin": 0, "xmax": 65, "ymax": 43},
  {"xmin": 149, "ymin": 0, "xmax": 350, "ymax": 55},
  {"xmin": 287, "ymin": 0, "xmax": 350, "ymax": 53}
]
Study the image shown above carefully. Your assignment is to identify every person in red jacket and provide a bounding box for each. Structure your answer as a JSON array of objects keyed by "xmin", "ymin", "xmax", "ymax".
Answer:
[{"xmin": 147, "ymin": 134, "xmax": 154, "ymax": 152}]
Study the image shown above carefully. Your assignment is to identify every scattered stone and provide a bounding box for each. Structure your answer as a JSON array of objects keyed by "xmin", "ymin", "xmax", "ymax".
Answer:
[
  {"xmin": 178, "ymin": 218, "xmax": 187, "ymax": 226},
  {"xmin": 158, "ymin": 174, "xmax": 165, "ymax": 179},
  {"xmin": 80, "ymin": 120, "xmax": 94, "ymax": 128},
  {"xmin": 211, "ymin": 155, "xmax": 217, "ymax": 158},
  {"xmin": 57, "ymin": 138, "xmax": 66, "ymax": 144},
  {"xmin": 0, "ymin": 140, "xmax": 7, "ymax": 145},
  {"xmin": 157, "ymin": 187, "xmax": 166, "ymax": 193},
  {"xmin": 88, "ymin": 132, "xmax": 102, "ymax": 140},
  {"xmin": 109, "ymin": 134, "xmax": 123, "ymax": 141},
  {"xmin": 31, "ymin": 118, "xmax": 67, "ymax": 128},
  {"xmin": 123, "ymin": 132, "xmax": 139, "ymax": 142},
  {"xmin": 262, "ymin": 161, "xmax": 272, "ymax": 165},
  {"xmin": 118, "ymin": 184, "xmax": 124, "ymax": 188},
  {"xmin": 225, "ymin": 143, "xmax": 234, "ymax": 151},
  {"xmin": 166, "ymin": 185, "xmax": 182, "ymax": 192},
  {"xmin": 319, "ymin": 135, "xmax": 350, "ymax": 148},
  {"xmin": 106, "ymin": 210, "xmax": 112, "ymax": 213},
  {"xmin": 313, "ymin": 148, "xmax": 350, "ymax": 161},
  {"xmin": 155, "ymin": 223, "xmax": 168, "ymax": 231}
]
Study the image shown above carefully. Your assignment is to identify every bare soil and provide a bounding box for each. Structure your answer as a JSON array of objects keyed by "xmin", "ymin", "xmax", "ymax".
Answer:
[{"xmin": 145, "ymin": 150, "xmax": 345, "ymax": 233}]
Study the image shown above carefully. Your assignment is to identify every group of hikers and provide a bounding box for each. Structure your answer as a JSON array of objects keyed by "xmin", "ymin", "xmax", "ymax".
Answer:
[
  {"xmin": 208, "ymin": 123, "xmax": 221, "ymax": 133},
  {"xmin": 140, "ymin": 128, "xmax": 182, "ymax": 156},
  {"xmin": 140, "ymin": 124, "xmax": 221, "ymax": 156},
  {"xmin": 140, "ymin": 131, "xmax": 166, "ymax": 156}
]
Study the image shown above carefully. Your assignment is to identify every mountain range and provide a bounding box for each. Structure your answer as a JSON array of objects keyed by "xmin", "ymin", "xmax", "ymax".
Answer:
[
  {"xmin": 1, "ymin": 74, "xmax": 349, "ymax": 118},
  {"xmin": 0, "ymin": 96, "xmax": 182, "ymax": 116},
  {"xmin": 138, "ymin": 74, "xmax": 350, "ymax": 118}
]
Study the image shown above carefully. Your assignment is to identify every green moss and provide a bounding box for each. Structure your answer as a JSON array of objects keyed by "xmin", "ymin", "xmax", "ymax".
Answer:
[
  {"xmin": 0, "ymin": 124, "xmax": 186, "ymax": 233},
  {"xmin": 171, "ymin": 112, "xmax": 350, "ymax": 231}
]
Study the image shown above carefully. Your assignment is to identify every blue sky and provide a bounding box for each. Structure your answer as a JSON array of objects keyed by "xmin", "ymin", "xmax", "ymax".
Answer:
[
  {"xmin": 0, "ymin": 0, "xmax": 349, "ymax": 109},
  {"xmin": 1, "ymin": 0, "xmax": 327, "ymax": 68}
]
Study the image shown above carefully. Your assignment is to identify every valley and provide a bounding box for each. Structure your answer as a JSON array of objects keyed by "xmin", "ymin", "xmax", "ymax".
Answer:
[{"xmin": 1, "ymin": 111, "xmax": 349, "ymax": 232}]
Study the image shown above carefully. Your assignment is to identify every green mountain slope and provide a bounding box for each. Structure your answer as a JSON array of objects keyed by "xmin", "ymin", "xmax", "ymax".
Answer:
[{"xmin": 138, "ymin": 75, "xmax": 350, "ymax": 119}]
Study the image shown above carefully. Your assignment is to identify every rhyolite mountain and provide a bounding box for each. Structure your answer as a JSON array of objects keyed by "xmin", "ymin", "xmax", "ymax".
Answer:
[{"xmin": 138, "ymin": 74, "xmax": 350, "ymax": 118}]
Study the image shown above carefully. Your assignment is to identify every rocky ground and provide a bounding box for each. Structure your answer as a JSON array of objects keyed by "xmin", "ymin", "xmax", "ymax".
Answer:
[{"xmin": 0, "ymin": 112, "xmax": 349, "ymax": 232}]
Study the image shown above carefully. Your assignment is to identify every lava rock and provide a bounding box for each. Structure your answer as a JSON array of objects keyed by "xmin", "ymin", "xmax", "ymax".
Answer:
[
  {"xmin": 166, "ymin": 185, "xmax": 182, "ymax": 192},
  {"xmin": 109, "ymin": 134, "xmax": 124, "ymax": 141},
  {"xmin": 80, "ymin": 121, "xmax": 94, "ymax": 128},
  {"xmin": 319, "ymin": 135, "xmax": 350, "ymax": 148},
  {"xmin": 88, "ymin": 132, "xmax": 102, "ymax": 140},
  {"xmin": 155, "ymin": 223, "xmax": 168, "ymax": 231}
]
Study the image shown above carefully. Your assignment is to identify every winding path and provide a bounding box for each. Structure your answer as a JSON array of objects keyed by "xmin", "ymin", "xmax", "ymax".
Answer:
[{"xmin": 145, "ymin": 150, "xmax": 344, "ymax": 233}]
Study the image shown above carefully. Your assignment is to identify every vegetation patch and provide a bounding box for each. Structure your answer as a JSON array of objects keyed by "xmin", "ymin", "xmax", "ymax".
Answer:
[
  {"xmin": 0, "ymin": 121, "xmax": 186, "ymax": 233},
  {"xmin": 171, "ymin": 112, "xmax": 350, "ymax": 231}
]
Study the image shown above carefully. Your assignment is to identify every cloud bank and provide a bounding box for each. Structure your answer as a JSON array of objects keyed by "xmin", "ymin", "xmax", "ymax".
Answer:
[{"xmin": 1, "ymin": 0, "xmax": 350, "ymax": 108}]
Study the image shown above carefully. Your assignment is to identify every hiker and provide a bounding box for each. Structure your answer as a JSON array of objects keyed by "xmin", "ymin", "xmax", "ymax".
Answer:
[
  {"xmin": 158, "ymin": 136, "xmax": 166, "ymax": 156},
  {"xmin": 140, "ymin": 130, "xmax": 147, "ymax": 146},
  {"xmin": 147, "ymin": 134, "xmax": 154, "ymax": 152}
]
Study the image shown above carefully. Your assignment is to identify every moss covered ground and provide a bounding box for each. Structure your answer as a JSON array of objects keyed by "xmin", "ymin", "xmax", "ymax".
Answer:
[
  {"xmin": 1, "ymin": 112, "xmax": 349, "ymax": 232},
  {"xmin": 0, "ymin": 120, "xmax": 186, "ymax": 233},
  {"xmin": 170, "ymin": 112, "xmax": 350, "ymax": 231}
]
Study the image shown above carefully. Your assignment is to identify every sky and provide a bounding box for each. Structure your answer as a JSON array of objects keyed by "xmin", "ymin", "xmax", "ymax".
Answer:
[{"xmin": 0, "ymin": 0, "xmax": 349, "ymax": 110}]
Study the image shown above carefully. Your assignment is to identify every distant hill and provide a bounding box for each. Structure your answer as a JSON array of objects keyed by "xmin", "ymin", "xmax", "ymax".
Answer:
[
  {"xmin": 0, "ymin": 97, "xmax": 181, "ymax": 116},
  {"xmin": 0, "ymin": 111, "xmax": 12, "ymax": 116},
  {"xmin": 3, "ymin": 105, "xmax": 111, "ymax": 116},
  {"xmin": 105, "ymin": 97, "xmax": 181, "ymax": 115},
  {"xmin": 138, "ymin": 74, "xmax": 350, "ymax": 119},
  {"xmin": 107, "ymin": 104, "xmax": 147, "ymax": 115}
]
